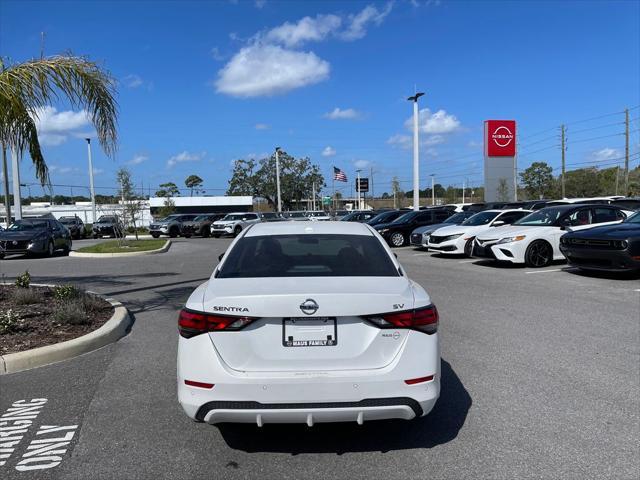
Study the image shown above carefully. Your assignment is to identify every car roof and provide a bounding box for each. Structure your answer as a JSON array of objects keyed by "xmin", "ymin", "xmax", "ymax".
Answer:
[{"xmin": 245, "ymin": 221, "xmax": 373, "ymax": 237}]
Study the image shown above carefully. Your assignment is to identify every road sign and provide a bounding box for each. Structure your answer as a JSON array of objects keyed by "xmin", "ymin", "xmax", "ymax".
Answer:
[
  {"xmin": 322, "ymin": 196, "xmax": 332, "ymax": 206},
  {"xmin": 356, "ymin": 178, "xmax": 369, "ymax": 193}
]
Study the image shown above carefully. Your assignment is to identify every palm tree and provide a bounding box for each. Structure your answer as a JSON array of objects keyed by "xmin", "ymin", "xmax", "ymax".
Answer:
[{"xmin": 0, "ymin": 54, "xmax": 118, "ymax": 219}]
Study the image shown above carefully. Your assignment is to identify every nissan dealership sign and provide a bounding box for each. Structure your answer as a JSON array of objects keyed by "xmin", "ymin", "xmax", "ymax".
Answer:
[
  {"xmin": 484, "ymin": 120, "xmax": 516, "ymax": 157},
  {"xmin": 484, "ymin": 120, "xmax": 517, "ymax": 202}
]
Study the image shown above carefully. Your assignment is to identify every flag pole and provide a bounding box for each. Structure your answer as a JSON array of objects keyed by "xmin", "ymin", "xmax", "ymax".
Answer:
[{"xmin": 332, "ymin": 171, "xmax": 336, "ymax": 210}]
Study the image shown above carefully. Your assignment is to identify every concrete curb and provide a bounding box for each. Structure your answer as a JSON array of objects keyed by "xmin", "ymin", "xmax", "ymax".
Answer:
[
  {"xmin": 69, "ymin": 239, "xmax": 171, "ymax": 258},
  {"xmin": 0, "ymin": 286, "xmax": 131, "ymax": 375}
]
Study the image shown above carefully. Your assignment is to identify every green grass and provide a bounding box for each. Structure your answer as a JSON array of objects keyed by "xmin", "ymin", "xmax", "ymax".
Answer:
[{"xmin": 76, "ymin": 239, "xmax": 167, "ymax": 254}]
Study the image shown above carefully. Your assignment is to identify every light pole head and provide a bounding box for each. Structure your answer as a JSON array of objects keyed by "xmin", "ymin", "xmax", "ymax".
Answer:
[
  {"xmin": 407, "ymin": 92, "xmax": 425, "ymax": 102},
  {"xmin": 85, "ymin": 138, "xmax": 91, "ymax": 144}
]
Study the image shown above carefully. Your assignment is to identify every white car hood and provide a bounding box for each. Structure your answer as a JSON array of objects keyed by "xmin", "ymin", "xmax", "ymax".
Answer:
[
  {"xmin": 430, "ymin": 224, "xmax": 486, "ymax": 237},
  {"xmin": 200, "ymin": 276, "xmax": 420, "ymax": 318},
  {"xmin": 476, "ymin": 225, "xmax": 551, "ymax": 240}
]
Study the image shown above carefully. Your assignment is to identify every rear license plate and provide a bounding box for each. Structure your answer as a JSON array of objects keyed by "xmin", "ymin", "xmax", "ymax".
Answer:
[{"xmin": 282, "ymin": 318, "xmax": 337, "ymax": 347}]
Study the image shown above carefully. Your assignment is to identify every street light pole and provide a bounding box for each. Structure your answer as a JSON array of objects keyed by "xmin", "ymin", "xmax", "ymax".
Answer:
[
  {"xmin": 356, "ymin": 169, "xmax": 362, "ymax": 210},
  {"xmin": 431, "ymin": 174, "xmax": 435, "ymax": 206},
  {"xmin": 11, "ymin": 147, "xmax": 22, "ymax": 220},
  {"xmin": 408, "ymin": 92, "xmax": 425, "ymax": 211},
  {"xmin": 85, "ymin": 138, "xmax": 96, "ymax": 223},
  {"xmin": 275, "ymin": 147, "xmax": 282, "ymax": 213}
]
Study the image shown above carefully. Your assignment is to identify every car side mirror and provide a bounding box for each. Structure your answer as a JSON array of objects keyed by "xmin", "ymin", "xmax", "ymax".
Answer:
[
  {"xmin": 218, "ymin": 252, "xmax": 224, "ymax": 261},
  {"xmin": 492, "ymin": 220, "xmax": 505, "ymax": 227}
]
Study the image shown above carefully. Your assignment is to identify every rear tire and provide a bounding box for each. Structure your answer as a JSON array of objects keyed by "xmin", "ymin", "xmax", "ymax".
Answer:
[
  {"xmin": 169, "ymin": 227, "xmax": 179, "ymax": 238},
  {"xmin": 524, "ymin": 240, "xmax": 553, "ymax": 268},
  {"xmin": 47, "ymin": 241, "xmax": 55, "ymax": 257},
  {"xmin": 389, "ymin": 232, "xmax": 405, "ymax": 247},
  {"xmin": 212, "ymin": 234, "xmax": 221, "ymax": 238},
  {"xmin": 151, "ymin": 233, "xmax": 160, "ymax": 239},
  {"xmin": 201, "ymin": 228, "xmax": 210, "ymax": 238}
]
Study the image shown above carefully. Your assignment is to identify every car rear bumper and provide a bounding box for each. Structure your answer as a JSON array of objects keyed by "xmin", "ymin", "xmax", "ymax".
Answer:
[
  {"xmin": 560, "ymin": 246, "xmax": 640, "ymax": 271},
  {"xmin": 195, "ymin": 397, "xmax": 436, "ymax": 425},
  {"xmin": 177, "ymin": 332, "xmax": 440, "ymax": 424}
]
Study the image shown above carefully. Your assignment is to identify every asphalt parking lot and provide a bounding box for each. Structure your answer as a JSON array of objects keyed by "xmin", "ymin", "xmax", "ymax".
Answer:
[{"xmin": 0, "ymin": 237, "xmax": 638, "ymax": 479}]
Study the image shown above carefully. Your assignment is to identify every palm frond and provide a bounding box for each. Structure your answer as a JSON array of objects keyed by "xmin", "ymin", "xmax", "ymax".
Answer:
[
  {"xmin": 0, "ymin": 54, "xmax": 118, "ymax": 156},
  {"xmin": 0, "ymin": 95, "xmax": 49, "ymax": 185}
]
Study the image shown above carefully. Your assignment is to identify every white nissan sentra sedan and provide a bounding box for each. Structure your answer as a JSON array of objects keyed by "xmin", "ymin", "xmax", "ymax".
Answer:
[{"xmin": 177, "ymin": 221, "xmax": 440, "ymax": 426}]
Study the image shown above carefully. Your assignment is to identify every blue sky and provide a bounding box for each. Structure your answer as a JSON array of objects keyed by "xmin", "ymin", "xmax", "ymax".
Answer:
[{"xmin": 1, "ymin": 0, "xmax": 639, "ymax": 198}]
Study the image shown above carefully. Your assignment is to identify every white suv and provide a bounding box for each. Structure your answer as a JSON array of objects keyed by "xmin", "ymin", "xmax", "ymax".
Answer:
[
  {"xmin": 210, "ymin": 212, "xmax": 261, "ymax": 238},
  {"xmin": 177, "ymin": 221, "xmax": 440, "ymax": 425}
]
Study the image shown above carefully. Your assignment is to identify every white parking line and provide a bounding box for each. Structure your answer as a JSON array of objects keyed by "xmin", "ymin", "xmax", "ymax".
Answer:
[{"xmin": 458, "ymin": 260, "xmax": 476, "ymax": 264}]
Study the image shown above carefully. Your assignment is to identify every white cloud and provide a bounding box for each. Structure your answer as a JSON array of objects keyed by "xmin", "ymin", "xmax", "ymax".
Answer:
[
  {"xmin": 211, "ymin": 47, "xmax": 225, "ymax": 61},
  {"xmin": 215, "ymin": 4, "xmax": 393, "ymax": 98},
  {"xmin": 324, "ymin": 107, "xmax": 360, "ymax": 120},
  {"xmin": 167, "ymin": 151, "xmax": 206, "ymax": 168},
  {"xmin": 215, "ymin": 44, "xmax": 330, "ymax": 97},
  {"xmin": 423, "ymin": 135, "xmax": 445, "ymax": 146},
  {"xmin": 31, "ymin": 106, "xmax": 91, "ymax": 147},
  {"xmin": 49, "ymin": 165, "xmax": 74, "ymax": 174},
  {"xmin": 255, "ymin": 0, "xmax": 266, "ymax": 9},
  {"xmin": 354, "ymin": 159, "xmax": 370, "ymax": 169},
  {"xmin": 404, "ymin": 108, "xmax": 461, "ymax": 134},
  {"xmin": 39, "ymin": 134, "xmax": 68, "ymax": 146},
  {"xmin": 264, "ymin": 14, "xmax": 342, "ymax": 47},
  {"xmin": 340, "ymin": 3, "xmax": 393, "ymax": 41},
  {"xmin": 128, "ymin": 154, "xmax": 148, "ymax": 165},
  {"xmin": 322, "ymin": 146, "xmax": 336, "ymax": 157},
  {"xmin": 255, "ymin": 123, "xmax": 270, "ymax": 130},
  {"xmin": 591, "ymin": 148, "xmax": 620, "ymax": 162},
  {"xmin": 92, "ymin": 168, "xmax": 104, "ymax": 175},
  {"xmin": 387, "ymin": 134, "xmax": 412, "ymax": 149},
  {"xmin": 123, "ymin": 74, "xmax": 144, "ymax": 88},
  {"xmin": 387, "ymin": 133, "xmax": 446, "ymax": 150}
]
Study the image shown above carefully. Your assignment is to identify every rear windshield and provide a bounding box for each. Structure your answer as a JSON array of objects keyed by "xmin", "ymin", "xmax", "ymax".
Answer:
[{"xmin": 217, "ymin": 234, "xmax": 399, "ymax": 278}]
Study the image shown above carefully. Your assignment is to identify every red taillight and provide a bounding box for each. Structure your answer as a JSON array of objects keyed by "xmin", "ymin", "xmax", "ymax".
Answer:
[
  {"xmin": 178, "ymin": 309, "xmax": 256, "ymax": 338},
  {"xmin": 404, "ymin": 375, "xmax": 434, "ymax": 385},
  {"xmin": 365, "ymin": 305, "xmax": 438, "ymax": 334},
  {"xmin": 184, "ymin": 380, "xmax": 214, "ymax": 389}
]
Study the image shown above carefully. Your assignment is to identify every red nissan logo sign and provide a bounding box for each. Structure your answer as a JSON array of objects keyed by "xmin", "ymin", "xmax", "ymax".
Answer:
[{"xmin": 485, "ymin": 120, "xmax": 516, "ymax": 156}]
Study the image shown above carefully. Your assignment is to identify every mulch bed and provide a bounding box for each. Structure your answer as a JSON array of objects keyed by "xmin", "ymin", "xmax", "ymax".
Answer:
[{"xmin": 0, "ymin": 285, "xmax": 114, "ymax": 356}]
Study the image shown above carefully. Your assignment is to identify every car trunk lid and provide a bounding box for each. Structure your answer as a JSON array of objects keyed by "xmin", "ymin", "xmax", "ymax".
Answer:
[{"xmin": 202, "ymin": 277, "xmax": 417, "ymax": 372}]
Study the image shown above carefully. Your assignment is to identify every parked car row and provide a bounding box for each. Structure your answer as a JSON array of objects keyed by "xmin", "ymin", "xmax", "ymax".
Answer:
[{"xmin": 408, "ymin": 203, "xmax": 639, "ymax": 272}]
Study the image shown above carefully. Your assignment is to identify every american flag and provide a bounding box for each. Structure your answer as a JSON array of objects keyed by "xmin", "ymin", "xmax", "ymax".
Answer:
[{"xmin": 333, "ymin": 167, "xmax": 347, "ymax": 182}]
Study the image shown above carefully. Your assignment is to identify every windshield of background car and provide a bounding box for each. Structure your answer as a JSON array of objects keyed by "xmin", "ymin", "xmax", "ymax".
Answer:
[
  {"xmin": 193, "ymin": 215, "xmax": 209, "ymax": 221},
  {"xmin": 59, "ymin": 218, "xmax": 76, "ymax": 224},
  {"xmin": 97, "ymin": 216, "xmax": 116, "ymax": 223},
  {"xmin": 389, "ymin": 212, "xmax": 417, "ymax": 224},
  {"xmin": 222, "ymin": 214, "xmax": 245, "ymax": 221},
  {"xmin": 625, "ymin": 212, "xmax": 640, "ymax": 223},
  {"xmin": 368, "ymin": 211, "xmax": 396, "ymax": 225},
  {"xmin": 7, "ymin": 221, "xmax": 48, "ymax": 231},
  {"xmin": 217, "ymin": 234, "xmax": 399, "ymax": 278},
  {"xmin": 445, "ymin": 212, "xmax": 470, "ymax": 223},
  {"xmin": 461, "ymin": 211, "xmax": 500, "ymax": 226},
  {"xmin": 513, "ymin": 208, "xmax": 565, "ymax": 226}
]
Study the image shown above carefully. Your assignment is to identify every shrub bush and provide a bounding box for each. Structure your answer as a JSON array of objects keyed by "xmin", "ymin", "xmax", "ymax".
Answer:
[
  {"xmin": 13, "ymin": 288, "xmax": 42, "ymax": 305},
  {"xmin": 15, "ymin": 271, "xmax": 31, "ymax": 289},
  {"xmin": 0, "ymin": 309, "xmax": 21, "ymax": 334},
  {"xmin": 78, "ymin": 292, "xmax": 104, "ymax": 314},
  {"xmin": 53, "ymin": 284, "xmax": 80, "ymax": 302},
  {"xmin": 53, "ymin": 302, "xmax": 89, "ymax": 326}
]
